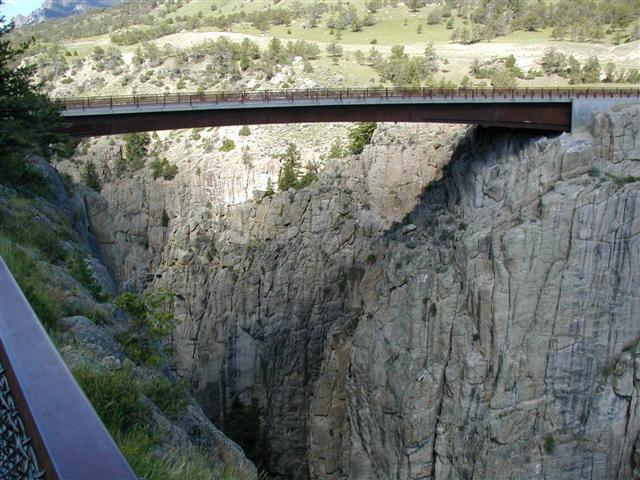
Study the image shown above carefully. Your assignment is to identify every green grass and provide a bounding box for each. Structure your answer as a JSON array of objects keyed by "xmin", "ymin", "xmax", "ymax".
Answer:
[
  {"xmin": 73, "ymin": 366, "xmax": 150, "ymax": 433},
  {"xmin": 74, "ymin": 365, "xmax": 240, "ymax": 480},
  {"xmin": 113, "ymin": 430, "xmax": 242, "ymax": 480},
  {"xmin": 1, "ymin": 194, "xmax": 71, "ymax": 263},
  {"xmin": 606, "ymin": 173, "xmax": 640, "ymax": 187},
  {"xmin": 143, "ymin": 377, "xmax": 189, "ymax": 419},
  {"xmin": 0, "ymin": 237, "xmax": 62, "ymax": 329}
]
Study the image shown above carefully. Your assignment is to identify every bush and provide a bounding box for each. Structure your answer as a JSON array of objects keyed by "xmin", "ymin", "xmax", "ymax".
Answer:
[
  {"xmin": 1, "ymin": 199, "xmax": 67, "ymax": 263},
  {"xmin": 68, "ymin": 250, "xmax": 107, "ymax": 301},
  {"xmin": 348, "ymin": 122, "xmax": 377, "ymax": 154},
  {"xmin": 150, "ymin": 158, "xmax": 179, "ymax": 180},
  {"xmin": 0, "ymin": 239, "xmax": 61, "ymax": 328},
  {"xmin": 328, "ymin": 137, "xmax": 346, "ymax": 158},
  {"xmin": 606, "ymin": 173, "xmax": 640, "ymax": 187},
  {"xmin": 114, "ymin": 289, "xmax": 175, "ymax": 365},
  {"xmin": 219, "ymin": 138, "xmax": 235, "ymax": 152},
  {"xmin": 161, "ymin": 209, "xmax": 170, "ymax": 227},
  {"xmin": 143, "ymin": 377, "xmax": 188, "ymax": 418},
  {"xmin": 73, "ymin": 366, "xmax": 148, "ymax": 433},
  {"xmin": 124, "ymin": 133, "xmax": 150, "ymax": 170},
  {"xmin": 544, "ymin": 435, "xmax": 556, "ymax": 454},
  {"xmin": 239, "ymin": 125, "xmax": 251, "ymax": 136},
  {"xmin": 81, "ymin": 160, "xmax": 100, "ymax": 191},
  {"xmin": 115, "ymin": 330, "xmax": 159, "ymax": 366}
]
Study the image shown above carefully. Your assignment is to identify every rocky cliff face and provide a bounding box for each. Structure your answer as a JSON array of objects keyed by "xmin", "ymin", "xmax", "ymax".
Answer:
[{"xmin": 72, "ymin": 104, "xmax": 640, "ymax": 479}]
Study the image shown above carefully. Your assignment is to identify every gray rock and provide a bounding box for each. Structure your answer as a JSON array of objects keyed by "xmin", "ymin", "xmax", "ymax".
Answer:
[
  {"xmin": 77, "ymin": 107, "xmax": 640, "ymax": 479},
  {"xmin": 59, "ymin": 316, "xmax": 123, "ymax": 360}
]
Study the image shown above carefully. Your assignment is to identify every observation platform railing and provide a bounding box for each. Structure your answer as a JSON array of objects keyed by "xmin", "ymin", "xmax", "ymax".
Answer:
[{"xmin": 0, "ymin": 258, "xmax": 135, "ymax": 480}]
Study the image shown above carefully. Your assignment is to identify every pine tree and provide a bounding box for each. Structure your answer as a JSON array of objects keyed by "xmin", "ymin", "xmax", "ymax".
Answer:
[
  {"xmin": 277, "ymin": 143, "xmax": 302, "ymax": 191},
  {"xmin": 0, "ymin": 1, "xmax": 67, "ymax": 190}
]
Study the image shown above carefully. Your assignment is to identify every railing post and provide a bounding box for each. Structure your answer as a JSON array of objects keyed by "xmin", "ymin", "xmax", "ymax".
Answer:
[{"xmin": 385, "ymin": 88, "xmax": 388, "ymax": 100}]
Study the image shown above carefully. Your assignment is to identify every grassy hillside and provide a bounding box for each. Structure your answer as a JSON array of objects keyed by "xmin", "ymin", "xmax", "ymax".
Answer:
[{"xmin": 8, "ymin": 0, "xmax": 639, "ymax": 98}]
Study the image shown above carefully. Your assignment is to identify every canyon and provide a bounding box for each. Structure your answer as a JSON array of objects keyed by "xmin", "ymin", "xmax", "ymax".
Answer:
[{"xmin": 55, "ymin": 103, "xmax": 640, "ymax": 478}]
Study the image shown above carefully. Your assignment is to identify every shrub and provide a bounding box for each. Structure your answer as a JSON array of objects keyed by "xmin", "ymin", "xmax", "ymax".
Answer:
[
  {"xmin": 328, "ymin": 137, "xmax": 346, "ymax": 158},
  {"xmin": 544, "ymin": 435, "xmax": 556, "ymax": 454},
  {"xmin": 114, "ymin": 289, "xmax": 175, "ymax": 365},
  {"xmin": 239, "ymin": 125, "xmax": 251, "ymax": 136},
  {"xmin": 73, "ymin": 366, "xmax": 148, "ymax": 433},
  {"xmin": 143, "ymin": 377, "xmax": 188, "ymax": 418},
  {"xmin": 348, "ymin": 122, "xmax": 377, "ymax": 154},
  {"xmin": 81, "ymin": 160, "xmax": 100, "ymax": 191},
  {"xmin": 1, "ymin": 200, "xmax": 67, "ymax": 263},
  {"xmin": 606, "ymin": 173, "xmax": 640, "ymax": 187},
  {"xmin": 68, "ymin": 250, "xmax": 107, "ymax": 301},
  {"xmin": 161, "ymin": 209, "xmax": 170, "ymax": 227},
  {"xmin": 0, "ymin": 239, "xmax": 61, "ymax": 328},
  {"xmin": 265, "ymin": 178, "xmax": 275, "ymax": 197},
  {"xmin": 124, "ymin": 133, "xmax": 150, "ymax": 170},
  {"xmin": 115, "ymin": 330, "xmax": 160, "ymax": 366},
  {"xmin": 219, "ymin": 138, "xmax": 235, "ymax": 152},
  {"xmin": 150, "ymin": 158, "xmax": 178, "ymax": 180}
]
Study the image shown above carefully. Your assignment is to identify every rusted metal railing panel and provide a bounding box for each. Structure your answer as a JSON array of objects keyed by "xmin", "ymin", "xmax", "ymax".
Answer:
[{"xmin": 0, "ymin": 258, "xmax": 136, "ymax": 480}]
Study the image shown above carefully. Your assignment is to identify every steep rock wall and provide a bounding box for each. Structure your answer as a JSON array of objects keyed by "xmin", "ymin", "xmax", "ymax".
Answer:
[
  {"xmin": 312, "ymin": 105, "xmax": 640, "ymax": 479},
  {"xmin": 77, "ymin": 104, "xmax": 640, "ymax": 479}
]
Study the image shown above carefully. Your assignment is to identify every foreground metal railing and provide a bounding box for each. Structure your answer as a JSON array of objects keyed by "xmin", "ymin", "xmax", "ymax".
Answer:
[
  {"xmin": 59, "ymin": 86, "xmax": 640, "ymax": 110},
  {"xmin": 0, "ymin": 258, "xmax": 135, "ymax": 480}
]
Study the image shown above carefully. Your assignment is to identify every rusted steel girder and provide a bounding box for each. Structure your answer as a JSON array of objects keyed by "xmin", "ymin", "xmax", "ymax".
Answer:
[{"xmin": 62, "ymin": 102, "xmax": 572, "ymax": 137}]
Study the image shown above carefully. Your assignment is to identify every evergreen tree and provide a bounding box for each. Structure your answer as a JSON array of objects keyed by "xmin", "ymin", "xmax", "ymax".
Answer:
[
  {"xmin": 124, "ymin": 133, "xmax": 150, "ymax": 170},
  {"xmin": 348, "ymin": 122, "xmax": 377, "ymax": 155},
  {"xmin": 277, "ymin": 143, "xmax": 302, "ymax": 191},
  {"xmin": 0, "ymin": 1, "xmax": 67, "ymax": 190}
]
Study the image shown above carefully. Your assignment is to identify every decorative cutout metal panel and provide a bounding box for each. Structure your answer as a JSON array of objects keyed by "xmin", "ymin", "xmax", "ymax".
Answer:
[{"xmin": 0, "ymin": 362, "xmax": 45, "ymax": 480}]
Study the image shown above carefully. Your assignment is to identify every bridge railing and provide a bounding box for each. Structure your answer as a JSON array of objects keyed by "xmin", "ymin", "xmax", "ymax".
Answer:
[
  {"xmin": 59, "ymin": 87, "xmax": 640, "ymax": 110},
  {"xmin": 0, "ymin": 257, "xmax": 136, "ymax": 480}
]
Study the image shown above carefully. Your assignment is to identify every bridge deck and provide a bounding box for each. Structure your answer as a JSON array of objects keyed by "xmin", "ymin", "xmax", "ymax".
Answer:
[{"xmin": 59, "ymin": 87, "xmax": 640, "ymax": 136}]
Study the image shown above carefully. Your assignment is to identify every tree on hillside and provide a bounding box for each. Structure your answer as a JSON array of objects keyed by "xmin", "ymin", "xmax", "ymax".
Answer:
[
  {"xmin": 124, "ymin": 133, "xmax": 150, "ymax": 170},
  {"xmin": 366, "ymin": 0, "xmax": 383, "ymax": 14},
  {"xmin": 348, "ymin": 123, "xmax": 377, "ymax": 155},
  {"xmin": 278, "ymin": 143, "xmax": 302, "ymax": 191},
  {"xmin": 406, "ymin": 0, "xmax": 424, "ymax": 13},
  {"xmin": 326, "ymin": 41, "xmax": 343, "ymax": 64},
  {"xmin": 0, "ymin": 0, "xmax": 68, "ymax": 190}
]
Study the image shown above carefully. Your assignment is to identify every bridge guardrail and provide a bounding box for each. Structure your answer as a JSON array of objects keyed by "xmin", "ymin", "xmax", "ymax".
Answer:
[
  {"xmin": 0, "ymin": 257, "xmax": 136, "ymax": 480},
  {"xmin": 59, "ymin": 87, "xmax": 640, "ymax": 111}
]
